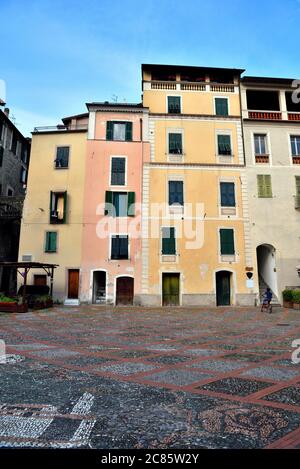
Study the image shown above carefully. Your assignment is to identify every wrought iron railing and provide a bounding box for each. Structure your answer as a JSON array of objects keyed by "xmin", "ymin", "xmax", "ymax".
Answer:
[{"xmin": 33, "ymin": 124, "xmax": 88, "ymax": 132}]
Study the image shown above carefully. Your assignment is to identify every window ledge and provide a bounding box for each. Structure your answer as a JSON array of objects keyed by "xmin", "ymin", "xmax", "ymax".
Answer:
[
  {"xmin": 161, "ymin": 254, "xmax": 177, "ymax": 263},
  {"xmin": 169, "ymin": 204, "xmax": 184, "ymax": 214},
  {"xmin": 221, "ymin": 254, "xmax": 236, "ymax": 262},
  {"xmin": 221, "ymin": 207, "xmax": 236, "ymax": 216}
]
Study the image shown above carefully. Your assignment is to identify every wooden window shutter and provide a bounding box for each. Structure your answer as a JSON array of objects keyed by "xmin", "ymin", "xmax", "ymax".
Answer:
[
  {"xmin": 257, "ymin": 175, "xmax": 272, "ymax": 198},
  {"xmin": 162, "ymin": 227, "xmax": 175, "ymax": 254},
  {"xmin": 104, "ymin": 191, "xmax": 113, "ymax": 216},
  {"xmin": 106, "ymin": 121, "xmax": 113, "ymax": 140},
  {"xmin": 125, "ymin": 122, "xmax": 133, "ymax": 141},
  {"xmin": 127, "ymin": 192, "xmax": 135, "ymax": 216},
  {"xmin": 220, "ymin": 229, "xmax": 235, "ymax": 255},
  {"xmin": 296, "ymin": 176, "xmax": 300, "ymax": 195},
  {"xmin": 62, "ymin": 191, "xmax": 67, "ymax": 223}
]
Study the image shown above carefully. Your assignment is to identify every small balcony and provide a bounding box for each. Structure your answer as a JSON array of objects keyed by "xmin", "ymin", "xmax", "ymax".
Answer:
[
  {"xmin": 292, "ymin": 156, "xmax": 300, "ymax": 165},
  {"xmin": 255, "ymin": 154, "xmax": 269, "ymax": 164},
  {"xmin": 0, "ymin": 196, "xmax": 24, "ymax": 219}
]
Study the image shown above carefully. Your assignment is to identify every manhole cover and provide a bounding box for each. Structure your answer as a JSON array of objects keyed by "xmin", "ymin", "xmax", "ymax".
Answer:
[{"xmin": 0, "ymin": 354, "xmax": 25, "ymax": 364}]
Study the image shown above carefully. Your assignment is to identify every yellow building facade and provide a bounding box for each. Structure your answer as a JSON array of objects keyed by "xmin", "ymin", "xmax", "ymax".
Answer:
[
  {"xmin": 18, "ymin": 115, "xmax": 88, "ymax": 303},
  {"xmin": 139, "ymin": 64, "xmax": 255, "ymax": 306}
]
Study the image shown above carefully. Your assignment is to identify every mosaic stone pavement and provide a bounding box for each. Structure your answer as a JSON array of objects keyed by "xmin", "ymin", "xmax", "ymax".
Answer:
[{"xmin": 0, "ymin": 305, "xmax": 300, "ymax": 448}]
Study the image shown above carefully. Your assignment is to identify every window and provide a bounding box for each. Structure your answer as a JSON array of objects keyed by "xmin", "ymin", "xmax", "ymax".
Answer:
[
  {"xmin": 168, "ymin": 133, "xmax": 182, "ymax": 154},
  {"xmin": 162, "ymin": 227, "xmax": 176, "ymax": 255},
  {"xmin": 296, "ymin": 176, "xmax": 300, "ymax": 195},
  {"xmin": 168, "ymin": 181, "xmax": 184, "ymax": 205},
  {"xmin": 257, "ymin": 175, "xmax": 272, "ymax": 198},
  {"xmin": 215, "ymin": 98, "xmax": 229, "ymax": 116},
  {"xmin": 11, "ymin": 134, "xmax": 18, "ymax": 155},
  {"xmin": 111, "ymin": 235, "xmax": 129, "ymax": 260},
  {"xmin": 106, "ymin": 121, "xmax": 132, "ymax": 141},
  {"xmin": 168, "ymin": 96, "xmax": 181, "ymax": 114},
  {"xmin": 291, "ymin": 136, "xmax": 300, "ymax": 156},
  {"xmin": 254, "ymin": 134, "xmax": 268, "ymax": 155},
  {"xmin": 217, "ymin": 135, "xmax": 232, "ymax": 155},
  {"xmin": 55, "ymin": 146, "xmax": 69, "ymax": 168},
  {"xmin": 0, "ymin": 146, "xmax": 3, "ymax": 167},
  {"xmin": 220, "ymin": 229, "xmax": 235, "ymax": 255},
  {"xmin": 0, "ymin": 121, "xmax": 3, "ymax": 141},
  {"xmin": 220, "ymin": 182, "xmax": 235, "ymax": 207},
  {"xmin": 7, "ymin": 188, "xmax": 13, "ymax": 196},
  {"xmin": 104, "ymin": 191, "xmax": 135, "ymax": 217},
  {"xmin": 45, "ymin": 232, "xmax": 57, "ymax": 253},
  {"xmin": 20, "ymin": 167, "xmax": 27, "ymax": 184},
  {"xmin": 111, "ymin": 157, "xmax": 126, "ymax": 185},
  {"xmin": 50, "ymin": 191, "xmax": 67, "ymax": 223},
  {"xmin": 21, "ymin": 146, "xmax": 28, "ymax": 163}
]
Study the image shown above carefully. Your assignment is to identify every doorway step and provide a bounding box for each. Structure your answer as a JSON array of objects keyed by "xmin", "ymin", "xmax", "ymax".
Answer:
[
  {"xmin": 259, "ymin": 275, "xmax": 280, "ymax": 306},
  {"xmin": 64, "ymin": 299, "xmax": 80, "ymax": 306}
]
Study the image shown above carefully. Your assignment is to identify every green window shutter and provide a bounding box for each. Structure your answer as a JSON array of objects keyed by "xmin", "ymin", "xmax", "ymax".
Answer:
[
  {"xmin": 62, "ymin": 191, "xmax": 67, "ymax": 223},
  {"xmin": 125, "ymin": 122, "xmax": 133, "ymax": 141},
  {"xmin": 111, "ymin": 157, "xmax": 125, "ymax": 185},
  {"xmin": 104, "ymin": 191, "xmax": 113, "ymax": 216},
  {"xmin": 127, "ymin": 192, "xmax": 135, "ymax": 216},
  {"xmin": 220, "ymin": 229, "xmax": 235, "ymax": 255},
  {"xmin": 106, "ymin": 121, "xmax": 113, "ymax": 140},
  {"xmin": 257, "ymin": 175, "xmax": 272, "ymax": 198},
  {"xmin": 49, "ymin": 191, "xmax": 53, "ymax": 223},
  {"xmin": 169, "ymin": 133, "xmax": 182, "ymax": 154},
  {"xmin": 296, "ymin": 176, "xmax": 300, "ymax": 196},
  {"xmin": 162, "ymin": 227, "xmax": 175, "ymax": 254},
  {"xmin": 168, "ymin": 96, "xmax": 181, "ymax": 113},
  {"xmin": 46, "ymin": 232, "xmax": 57, "ymax": 252},
  {"xmin": 215, "ymin": 98, "xmax": 228, "ymax": 116},
  {"xmin": 221, "ymin": 182, "xmax": 235, "ymax": 207},
  {"xmin": 218, "ymin": 135, "xmax": 231, "ymax": 155}
]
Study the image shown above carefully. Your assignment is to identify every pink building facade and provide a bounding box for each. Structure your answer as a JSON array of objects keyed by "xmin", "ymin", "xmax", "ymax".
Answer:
[{"xmin": 80, "ymin": 103, "xmax": 150, "ymax": 304}]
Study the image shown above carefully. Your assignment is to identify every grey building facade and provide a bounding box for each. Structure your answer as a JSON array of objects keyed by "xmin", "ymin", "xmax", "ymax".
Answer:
[{"xmin": 0, "ymin": 106, "xmax": 30, "ymax": 293}]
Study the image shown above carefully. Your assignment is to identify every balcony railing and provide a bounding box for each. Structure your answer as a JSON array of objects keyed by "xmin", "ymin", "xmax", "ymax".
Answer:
[
  {"xmin": 248, "ymin": 111, "xmax": 282, "ymax": 120},
  {"xmin": 292, "ymin": 156, "xmax": 300, "ymax": 164},
  {"xmin": 33, "ymin": 124, "xmax": 88, "ymax": 132},
  {"xmin": 0, "ymin": 196, "xmax": 24, "ymax": 219},
  {"xmin": 288, "ymin": 113, "xmax": 300, "ymax": 121},
  {"xmin": 210, "ymin": 84, "xmax": 235, "ymax": 93},
  {"xmin": 180, "ymin": 82, "xmax": 206, "ymax": 91},
  {"xmin": 255, "ymin": 154, "xmax": 269, "ymax": 164},
  {"xmin": 151, "ymin": 81, "xmax": 177, "ymax": 90}
]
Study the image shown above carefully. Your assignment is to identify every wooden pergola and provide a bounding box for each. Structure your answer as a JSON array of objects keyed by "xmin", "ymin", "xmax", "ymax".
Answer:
[{"xmin": 0, "ymin": 262, "xmax": 59, "ymax": 304}]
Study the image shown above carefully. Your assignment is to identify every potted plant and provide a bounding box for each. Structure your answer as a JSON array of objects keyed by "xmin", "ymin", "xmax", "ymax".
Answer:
[
  {"xmin": 292, "ymin": 290, "xmax": 300, "ymax": 310},
  {"xmin": 282, "ymin": 290, "xmax": 294, "ymax": 308},
  {"xmin": 0, "ymin": 294, "xmax": 28, "ymax": 313}
]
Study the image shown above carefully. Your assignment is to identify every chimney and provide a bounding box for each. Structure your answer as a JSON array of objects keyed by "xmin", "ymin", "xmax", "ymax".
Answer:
[{"xmin": 4, "ymin": 107, "xmax": 9, "ymax": 117}]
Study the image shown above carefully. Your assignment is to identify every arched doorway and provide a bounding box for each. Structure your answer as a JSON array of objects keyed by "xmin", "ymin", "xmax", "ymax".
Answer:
[
  {"xmin": 116, "ymin": 276, "xmax": 134, "ymax": 305},
  {"xmin": 256, "ymin": 244, "xmax": 278, "ymax": 299},
  {"xmin": 92, "ymin": 271, "xmax": 106, "ymax": 304},
  {"xmin": 216, "ymin": 271, "xmax": 231, "ymax": 306}
]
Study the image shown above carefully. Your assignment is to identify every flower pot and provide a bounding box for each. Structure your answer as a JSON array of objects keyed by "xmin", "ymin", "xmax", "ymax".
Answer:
[
  {"xmin": 293, "ymin": 303, "xmax": 300, "ymax": 310},
  {"xmin": 283, "ymin": 301, "xmax": 293, "ymax": 308}
]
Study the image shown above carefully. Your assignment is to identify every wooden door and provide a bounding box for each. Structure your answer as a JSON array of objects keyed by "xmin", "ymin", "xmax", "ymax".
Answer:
[
  {"xmin": 68, "ymin": 269, "xmax": 79, "ymax": 299},
  {"xmin": 116, "ymin": 277, "xmax": 134, "ymax": 305},
  {"xmin": 162, "ymin": 273, "xmax": 180, "ymax": 306},
  {"xmin": 34, "ymin": 275, "xmax": 47, "ymax": 286},
  {"xmin": 216, "ymin": 271, "xmax": 231, "ymax": 306}
]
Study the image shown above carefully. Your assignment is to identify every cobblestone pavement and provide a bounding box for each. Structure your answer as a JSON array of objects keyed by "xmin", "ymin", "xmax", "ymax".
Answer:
[{"xmin": 0, "ymin": 305, "xmax": 300, "ymax": 448}]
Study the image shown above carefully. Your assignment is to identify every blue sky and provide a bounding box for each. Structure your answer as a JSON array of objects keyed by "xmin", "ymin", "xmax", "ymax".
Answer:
[{"xmin": 1, "ymin": 0, "xmax": 300, "ymax": 136}]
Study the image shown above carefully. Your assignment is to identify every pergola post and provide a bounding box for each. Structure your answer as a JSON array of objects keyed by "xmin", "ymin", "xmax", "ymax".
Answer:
[
  {"xmin": 22, "ymin": 267, "xmax": 29, "ymax": 305},
  {"xmin": 50, "ymin": 267, "xmax": 54, "ymax": 298}
]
